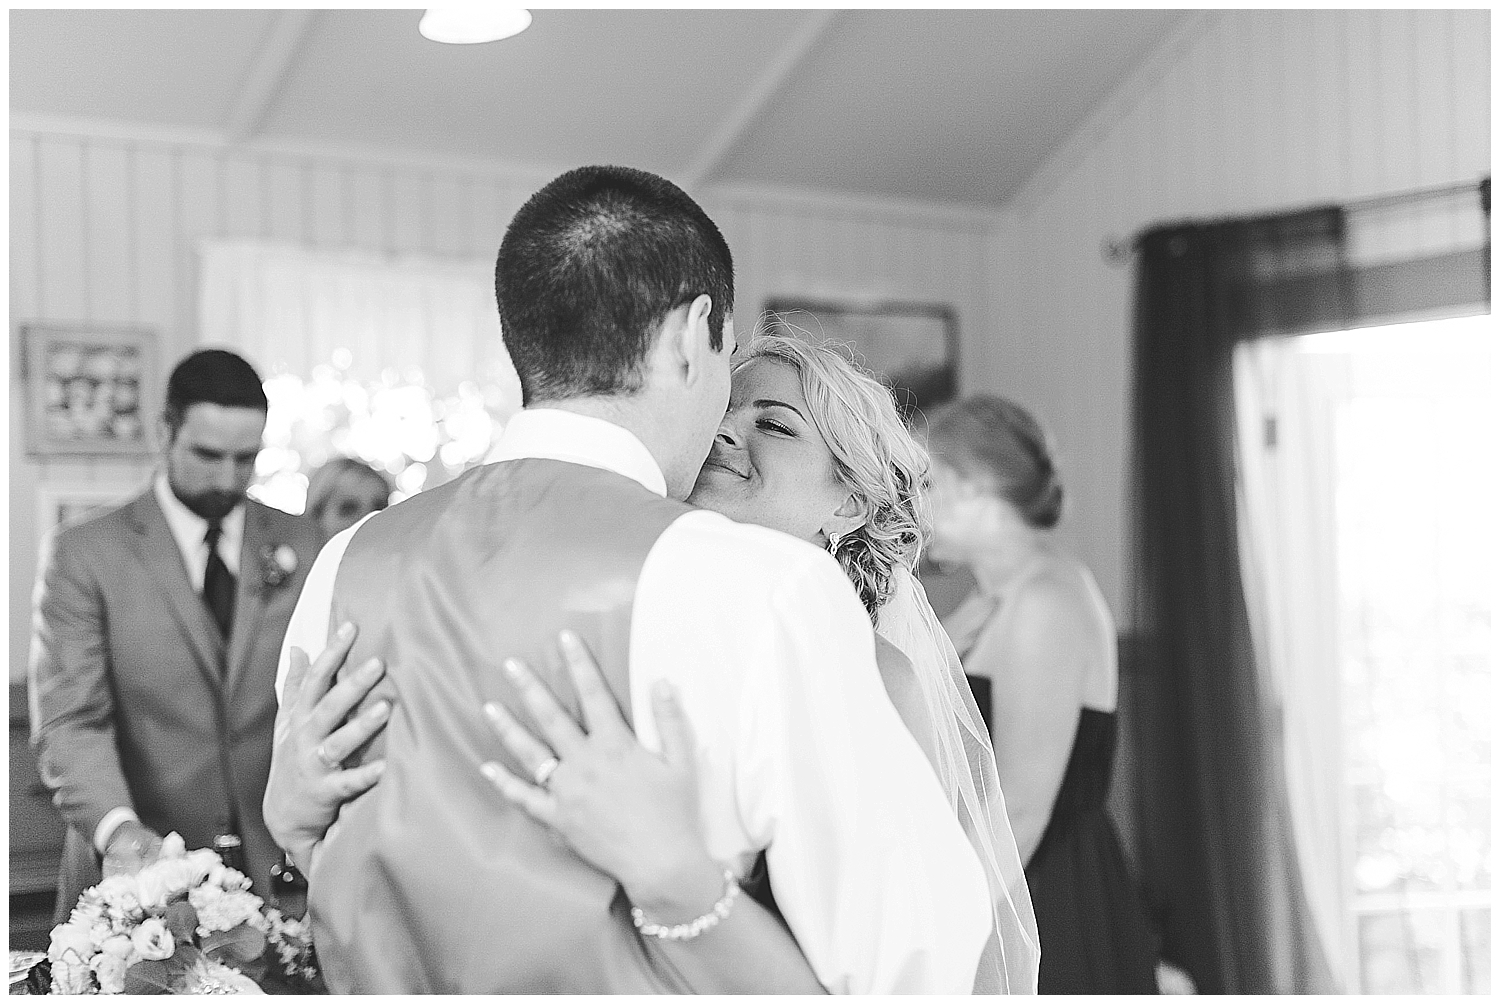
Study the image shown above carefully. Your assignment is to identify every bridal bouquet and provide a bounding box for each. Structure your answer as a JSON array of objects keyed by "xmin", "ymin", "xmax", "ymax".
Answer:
[{"xmin": 41, "ymin": 833, "xmax": 318, "ymax": 994}]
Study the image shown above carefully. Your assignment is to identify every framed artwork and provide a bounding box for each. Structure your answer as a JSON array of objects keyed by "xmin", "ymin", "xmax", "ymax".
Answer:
[
  {"xmin": 21, "ymin": 324, "xmax": 157, "ymax": 456},
  {"xmin": 35, "ymin": 482, "xmax": 135, "ymax": 538},
  {"xmin": 762, "ymin": 299, "xmax": 958, "ymax": 417}
]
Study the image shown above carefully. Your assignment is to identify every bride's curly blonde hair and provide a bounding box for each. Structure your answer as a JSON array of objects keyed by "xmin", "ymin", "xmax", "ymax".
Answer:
[{"xmin": 733, "ymin": 330, "xmax": 931, "ymax": 622}]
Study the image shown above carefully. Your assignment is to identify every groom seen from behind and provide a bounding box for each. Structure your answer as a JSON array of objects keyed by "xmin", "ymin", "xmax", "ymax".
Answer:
[{"xmin": 273, "ymin": 166, "xmax": 993, "ymax": 993}]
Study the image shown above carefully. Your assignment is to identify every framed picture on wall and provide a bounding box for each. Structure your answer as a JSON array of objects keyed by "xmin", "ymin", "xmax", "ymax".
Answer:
[
  {"xmin": 21, "ymin": 323, "xmax": 157, "ymax": 457},
  {"xmin": 35, "ymin": 482, "xmax": 135, "ymax": 538},
  {"xmin": 762, "ymin": 299, "xmax": 958, "ymax": 417}
]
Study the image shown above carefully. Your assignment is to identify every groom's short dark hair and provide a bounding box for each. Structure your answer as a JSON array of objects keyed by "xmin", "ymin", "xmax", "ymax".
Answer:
[{"xmin": 496, "ymin": 165, "xmax": 734, "ymax": 404}]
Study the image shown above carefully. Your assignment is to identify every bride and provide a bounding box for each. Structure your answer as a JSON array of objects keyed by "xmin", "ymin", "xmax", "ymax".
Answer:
[{"xmin": 266, "ymin": 333, "xmax": 1041, "ymax": 994}]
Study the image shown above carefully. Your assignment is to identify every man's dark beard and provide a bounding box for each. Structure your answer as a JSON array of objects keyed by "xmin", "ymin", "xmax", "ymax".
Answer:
[{"xmin": 175, "ymin": 487, "xmax": 242, "ymax": 522}]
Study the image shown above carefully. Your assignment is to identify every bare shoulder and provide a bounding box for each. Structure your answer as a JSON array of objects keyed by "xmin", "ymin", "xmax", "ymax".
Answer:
[
  {"xmin": 997, "ymin": 558, "xmax": 1115, "ymax": 663},
  {"xmin": 873, "ymin": 632, "xmax": 916, "ymax": 689},
  {"xmin": 1020, "ymin": 555, "xmax": 1116, "ymax": 627},
  {"xmin": 872, "ymin": 632, "xmax": 940, "ymax": 771},
  {"xmin": 1010, "ymin": 567, "xmax": 1099, "ymax": 630}
]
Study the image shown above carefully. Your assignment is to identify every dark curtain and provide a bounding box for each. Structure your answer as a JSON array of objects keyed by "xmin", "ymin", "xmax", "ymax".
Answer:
[{"xmin": 1122, "ymin": 208, "xmax": 1352, "ymax": 994}]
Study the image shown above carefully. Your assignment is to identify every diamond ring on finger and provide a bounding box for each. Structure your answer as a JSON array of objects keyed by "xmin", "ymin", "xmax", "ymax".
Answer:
[
  {"xmin": 532, "ymin": 756, "xmax": 560, "ymax": 789},
  {"xmin": 315, "ymin": 743, "xmax": 342, "ymax": 771}
]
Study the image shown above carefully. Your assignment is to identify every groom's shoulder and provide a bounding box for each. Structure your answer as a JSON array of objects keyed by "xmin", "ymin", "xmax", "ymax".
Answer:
[
  {"xmin": 657, "ymin": 509, "xmax": 851, "ymax": 596},
  {"xmin": 666, "ymin": 508, "xmax": 826, "ymax": 559}
]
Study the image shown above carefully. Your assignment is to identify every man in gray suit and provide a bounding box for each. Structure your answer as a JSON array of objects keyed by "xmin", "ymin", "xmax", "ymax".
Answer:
[{"xmin": 29, "ymin": 348, "xmax": 321, "ymax": 922}]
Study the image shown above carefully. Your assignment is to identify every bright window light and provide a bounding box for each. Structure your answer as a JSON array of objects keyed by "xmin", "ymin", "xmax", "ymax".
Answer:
[
  {"xmin": 1311, "ymin": 312, "xmax": 1492, "ymax": 993},
  {"xmin": 1294, "ymin": 313, "xmax": 1494, "ymax": 355}
]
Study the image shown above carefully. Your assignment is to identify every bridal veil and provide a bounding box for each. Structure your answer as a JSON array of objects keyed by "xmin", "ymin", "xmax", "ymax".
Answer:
[{"xmin": 876, "ymin": 565, "xmax": 1041, "ymax": 994}]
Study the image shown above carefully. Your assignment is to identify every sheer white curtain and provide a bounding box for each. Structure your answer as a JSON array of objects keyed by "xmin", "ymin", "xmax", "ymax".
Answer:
[
  {"xmin": 197, "ymin": 241, "xmax": 520, "ymax": 405},
  {"xmin": 1233, "ymin": 340, "xmax": 1354, "ymax": 991}
]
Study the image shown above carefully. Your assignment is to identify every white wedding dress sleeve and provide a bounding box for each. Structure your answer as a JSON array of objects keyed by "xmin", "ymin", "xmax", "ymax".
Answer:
[{"xmin": 876, "ymin": 565, "xmax": 1043, "ymax": 994}]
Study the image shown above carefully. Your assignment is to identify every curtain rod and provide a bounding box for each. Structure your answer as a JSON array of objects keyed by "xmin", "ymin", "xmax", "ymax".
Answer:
[
  {"xmin": 1101, "ymin": 176, "xmax": 1491, "ymax": 266},
  {"xmin": 1341, "ymin": 177, "xmax": 1489, "ymax": 215}
]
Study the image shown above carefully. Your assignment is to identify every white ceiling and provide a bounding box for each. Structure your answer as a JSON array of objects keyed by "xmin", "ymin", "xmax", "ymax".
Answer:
[{"xmin": 10, "ymin": 8, "xmax": 1191, "ymax": 209}]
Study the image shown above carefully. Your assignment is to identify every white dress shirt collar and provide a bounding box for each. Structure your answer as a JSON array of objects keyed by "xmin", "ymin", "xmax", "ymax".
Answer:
[
  {"xmin": 153, "ymin": 472, "xmax": 246, "ymax": 581},
  {"xmin": 488, "ymin": 408, "xmax": 667, "ymax": 498}
]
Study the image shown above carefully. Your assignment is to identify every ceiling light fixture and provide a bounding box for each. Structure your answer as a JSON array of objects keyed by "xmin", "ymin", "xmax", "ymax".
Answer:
[{"xmin": 419, "ymin": 3, "xmax": 531, "ymax": 45}]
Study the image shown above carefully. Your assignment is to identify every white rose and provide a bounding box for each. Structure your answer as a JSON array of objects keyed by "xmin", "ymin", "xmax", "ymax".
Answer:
[
  {"xmin": 91, "ymin": 953, "xmax": 128, "ymax": 994},
  {"xmin": 130, "ymin": 917, "xmax": 175, "ymax": 961},
  {"xmin": 159, "ymin": 832, "xmax": 187, "ymax": 859}
]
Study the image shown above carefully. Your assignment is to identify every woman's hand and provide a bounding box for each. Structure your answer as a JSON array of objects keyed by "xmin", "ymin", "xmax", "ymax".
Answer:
[
  {"xmin": 479, "ymin": 630, "xmax": 724, "ymax": 923},
  {"xmin": 263, "ymin": 622, "xmax": 392, "ymax": 875}
]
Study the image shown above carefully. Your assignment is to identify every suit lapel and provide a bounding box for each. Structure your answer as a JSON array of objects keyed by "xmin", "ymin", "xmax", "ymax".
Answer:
[
  {"xmin": 224, "ymin": 503, "xmax": 270, "ymax": 697},
  {"xmin": 126, "ymin": 491, "xmax": 226, "ymax": 690}
]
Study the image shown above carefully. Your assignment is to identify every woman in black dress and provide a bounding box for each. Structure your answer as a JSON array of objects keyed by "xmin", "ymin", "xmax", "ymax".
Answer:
[{"xmin": 927, "ymin": 394, "xmax": 1159, "ymax": 994}]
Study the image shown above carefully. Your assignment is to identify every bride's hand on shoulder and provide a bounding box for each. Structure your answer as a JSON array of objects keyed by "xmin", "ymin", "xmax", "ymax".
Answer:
[
  {"xmin": 264, "ymin": 622, "xmax": 392, "ymax": 875},
  {"xmin": 480, "ymin": 631, "xmax": 726, "ymax": 922}
]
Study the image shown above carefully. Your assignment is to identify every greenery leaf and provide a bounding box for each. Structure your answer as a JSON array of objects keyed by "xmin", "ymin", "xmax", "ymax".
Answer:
[
  {"xmin": 122, "ymin": 951, "xmax": 193, "ymax": 995},
  {"xmin": 164, "ymin": 900, "xmax": 199, "ymax": 945},
  {"xmin": 201, "ymin": 923, "xmax": 267, "ymax": 965},
  {"xmin": 122, "ymin": 959, "xmax": 175, "ymax": 995}
]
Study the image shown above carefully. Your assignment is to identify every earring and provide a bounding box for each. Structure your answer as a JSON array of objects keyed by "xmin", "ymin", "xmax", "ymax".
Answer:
[{"xmin": 827, "ymin": 531, "xmax": 842, "ymax": 553}]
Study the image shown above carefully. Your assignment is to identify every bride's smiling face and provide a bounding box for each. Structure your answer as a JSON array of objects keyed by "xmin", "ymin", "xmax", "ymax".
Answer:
[{"xmin": 685, "ymin": 357, "xmax": 855, "ymax": 544}]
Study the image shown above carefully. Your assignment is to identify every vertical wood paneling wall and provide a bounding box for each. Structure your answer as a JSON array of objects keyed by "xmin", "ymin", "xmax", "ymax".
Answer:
[
  {"xmin": 7, "ymin": 135, "xmax": 996, "ymax": 682},
  {"xmin": 10, "ymin": 10, "xmax": 1488, "ymax": 676},
  {"xmin": 706, "ymin": 189, "xmax": 997, "ymax": 380},
  {"xmin": 984, "ymin": 8, "xmax": 1490, "ymax": 622}
]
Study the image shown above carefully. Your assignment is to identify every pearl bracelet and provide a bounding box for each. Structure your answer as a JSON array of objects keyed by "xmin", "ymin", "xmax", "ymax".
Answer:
[{"xmin": 630, "ymin": 867, "xmax": 741, "ymax": 941}]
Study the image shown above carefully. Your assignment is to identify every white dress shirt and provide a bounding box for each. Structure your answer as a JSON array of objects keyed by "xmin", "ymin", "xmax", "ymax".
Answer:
[
  {"xmin": 153, "ymin": 473, "xmax": 246, "ymax": 586},
  {"xmin": 94, "ymin": 475, "xmax": 247, "ymax": 853},
  {"xmin": 277, "ymin": 408, "xmax": 992, "ymax": 994}
]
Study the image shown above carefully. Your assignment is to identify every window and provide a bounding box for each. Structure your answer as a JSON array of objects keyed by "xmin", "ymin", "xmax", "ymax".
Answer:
[
  {"xmin": 197, "ymin": 242, "xmax": 522, "ymax": 513},
  {"xmin": 1319, "ymin": 316, "xmax": 1493, "ymax": 993},
  {"xmin": 1235, "ymin": 312, "xmax": 1493, "ymax": 993}
]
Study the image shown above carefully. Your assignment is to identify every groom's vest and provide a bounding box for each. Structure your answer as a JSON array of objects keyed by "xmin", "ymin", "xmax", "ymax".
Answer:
[{"xmin": 308, "ymin": 459, "xmax": 694, "ymax": 993}]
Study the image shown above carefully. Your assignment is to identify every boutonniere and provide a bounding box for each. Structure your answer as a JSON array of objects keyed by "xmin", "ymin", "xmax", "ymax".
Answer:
[{"xmin": 259, "ymin": 543, "xmax": 298, "ymax": 589}]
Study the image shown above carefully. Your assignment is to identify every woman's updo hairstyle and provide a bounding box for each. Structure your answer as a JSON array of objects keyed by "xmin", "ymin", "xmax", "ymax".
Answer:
[
  {"xmin": 734, "ymin": 328, "xmax": 931, "ymax": 622},
  {"xmin": 926, "ymin": 394, "xmax": 1064, "ymax": 529}
]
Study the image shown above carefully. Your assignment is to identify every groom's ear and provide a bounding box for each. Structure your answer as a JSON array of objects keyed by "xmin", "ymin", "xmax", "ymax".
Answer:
[{"xmin": 674, "ymin": 293, "xmax": 716, "ymax": 387}]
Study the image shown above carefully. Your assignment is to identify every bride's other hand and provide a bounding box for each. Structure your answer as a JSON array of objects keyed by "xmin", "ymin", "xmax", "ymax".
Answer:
[
  {"xmin": 264, "ymin": 622, "xmax": 391, "ymax": 875},
  {"xmin": 480, "ymin": 631, "xmax": 726, "ymax": 923}
]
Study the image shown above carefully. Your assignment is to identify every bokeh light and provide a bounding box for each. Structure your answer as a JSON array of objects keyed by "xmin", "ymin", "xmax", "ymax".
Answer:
[{"xmin": 247, "ymin": 353, "xmax": 519, "ymax": 514}]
